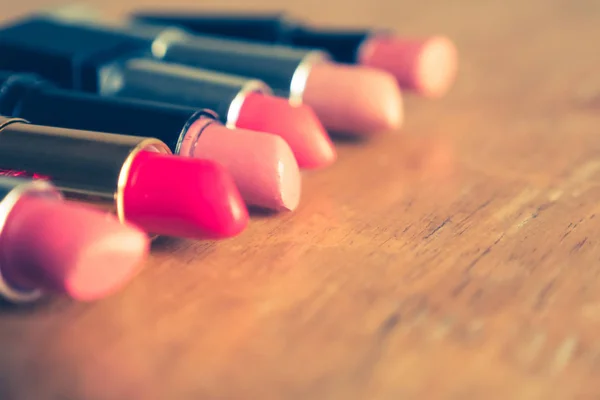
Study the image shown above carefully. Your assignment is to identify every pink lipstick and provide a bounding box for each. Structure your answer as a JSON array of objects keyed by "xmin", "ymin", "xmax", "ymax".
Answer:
[
  {"xmin": 0, "ymin": 72, "xmax": 301, "ymax": 211},
  {"xmin": 132, "ymin": 11, "xmax": 458, "ymax": 97},
  {"xmin": 0, "ymin": 176, "xmax": 149, "ymax": 303},
  {"xmin": 0, "ymin": 117, "xmax": 249, "ymax": 239},
  {"xmin": 358, "ymin": 36, "xmax": 458, "ymax": 98}
]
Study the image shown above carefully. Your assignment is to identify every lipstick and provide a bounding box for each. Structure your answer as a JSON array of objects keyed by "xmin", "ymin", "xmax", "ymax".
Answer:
[
  {"xmin": 0, "ymin": 15, "xmax": 401, "ymax": 135},
  {"xmin": 0, "ymin": 176, "xmax": 149, "ymax": 303},
  {"xmin": 132, "ymin": 11, "xmax": 458, "ymax": 98},
  {"xmin": 0, "ymin": 116, "xmax": 249, "ymax": 239},
  {"xmin": 100, "ymin": 59, "xmax": 335, "ymax": 169},
  {"xmin": 0, "ymin": 71, "xmax": 301, "ymax": 211}
]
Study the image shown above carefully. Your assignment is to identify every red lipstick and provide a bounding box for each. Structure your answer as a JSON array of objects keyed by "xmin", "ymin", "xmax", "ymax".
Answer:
[
  {"xmin": 0, "ymin": 176, "xmax": 149, "ymax": 303},
  {"xmin": 0, "ymin": 117, "xmax": 249, "ymax": 239}
]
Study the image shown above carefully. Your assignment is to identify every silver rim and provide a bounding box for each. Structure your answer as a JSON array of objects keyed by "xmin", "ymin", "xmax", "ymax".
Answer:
[
  {"xmin": 226, "ymin": 80, "xmax": 272, "ymax": 128},
  {"xmin": 0, "ymin": 180, "xmax": 61, "ymax": 303},
  {"xmin": 289, "ymin": 50, "xmax": 330, "ymax": 106}
]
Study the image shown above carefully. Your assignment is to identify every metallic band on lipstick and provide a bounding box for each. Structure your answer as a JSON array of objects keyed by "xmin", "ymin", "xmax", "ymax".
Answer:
[
  {"xmin": 98, "ymin": 57, "xmax": 271, "ymax": 129},
  {"xmin": 174, "ymin": 109, "xmax": 219, "ymax": 156},
  {"xmin": 288, "ymin": 51, "xmax": 329, "ymax": 106},
  {"xmin": 0, "ymin": 177, "xmax": 60, "ymax": 303},
  {"xmin": 0, "ymin": 117, "xmax": 169, "ymax": 223},
  {"xmin": 225, "ymin": 79, "xmax": 271, "ymax": 128},
  {"xmin": 143, "ymin": 24, "xmax": 331, "ymax": 103}
]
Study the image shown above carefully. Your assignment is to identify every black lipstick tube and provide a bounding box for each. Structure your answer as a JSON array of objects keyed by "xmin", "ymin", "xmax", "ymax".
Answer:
[
  {"xmin": 22, "ymin": 14, "xmax": 330, "ymax": 105},
  {"xmin": 131, "ymin": 12, "xmax": 379, "ymax": 64},
  {"xmin": 146, "ymin": 28, "xmax": 328, "ymax": 104},
  {"xmin": 100, "ymin": 58, "xmax": 270, "ymax": 128},
  {"xmin": 0, "ymin": 17, "xmax": 273, "ymax": 123},
  {"xmin": 0, "ymin": 71, "xmax": 218, "ymax": 157},
  {"xmin": 0, "ymin": 115, "xmax": 169, "ymax": 225}
]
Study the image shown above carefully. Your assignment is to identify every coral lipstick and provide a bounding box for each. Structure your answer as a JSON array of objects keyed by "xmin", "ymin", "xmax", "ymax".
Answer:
[
  {"xmin": 236, "ymin": 92, "xmax": 333, "ymax": 169},
  {"xmin": 100, "ymin": 58, "xmax": 335, "ymax": 168},
  {"xmin": 0, "ymin": 72, "xmax": 301, "ymax": 211},
  {"xmin": 0, "ymin": 117, "xmax": 248, "ymax": 239},
  {"xmin": 0, "ymin": 176, "xmax": 149, "ymax": 303},
  {"xmin": 132, "ymin": 12, "xmax": 459, "ymax": 98}
]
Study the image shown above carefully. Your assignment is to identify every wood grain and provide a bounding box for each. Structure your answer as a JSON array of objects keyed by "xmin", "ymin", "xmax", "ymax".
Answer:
[{"xmin": 2, "ymin": 0, "xmax": 600, "ymax": 398}]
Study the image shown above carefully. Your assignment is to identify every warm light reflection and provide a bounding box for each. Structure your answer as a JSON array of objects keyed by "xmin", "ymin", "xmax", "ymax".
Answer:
[{"xmin": 0, "ymin": 169, "xmax": 50, "ymax": 180}]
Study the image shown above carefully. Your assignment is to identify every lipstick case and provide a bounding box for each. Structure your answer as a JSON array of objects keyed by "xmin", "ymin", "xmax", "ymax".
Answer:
[
  {"xmin": 0, "ymin": 72, "xmax": 216, "ymax": 155},
  {"xmin": 131, "ymin": 12, "xmax": 376, "ymax": 63},
  {"xmin": 99, "ymin": 58, "xmax": 270, "ymax": 127},
  {"xmin": 0, "ymin": 17, "xmax": 279, "ymax": 124},
  {"xmin": 0, "ymin": 116, "xmax": 168, "ymax": 221},
  {"xmin": 144, "ymin": 27, "xmax": 328, "ymax": 104}
]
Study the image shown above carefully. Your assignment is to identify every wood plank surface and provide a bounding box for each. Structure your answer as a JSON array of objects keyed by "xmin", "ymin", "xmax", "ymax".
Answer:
[{"xmin": 2, "ymin": 0, "xmax": 600, "ymax": 398}]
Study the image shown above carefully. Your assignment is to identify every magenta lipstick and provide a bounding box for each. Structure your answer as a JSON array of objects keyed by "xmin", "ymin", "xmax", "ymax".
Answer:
[{"xmin": 0, "ymin": 116, "xmax": 249, "ymax": 239}]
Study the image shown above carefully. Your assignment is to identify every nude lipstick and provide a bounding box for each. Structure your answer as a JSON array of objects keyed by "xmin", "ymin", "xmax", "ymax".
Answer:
[
  {"xmin": 132, "ymin": 11, "xmax": 458, "ymax": 98},
  {"xmin": 0, "ymin": 72, "xmax": 301, "ymax": 211},
  {"xmin": 0, "ymin": 16, "xmax": 402, "ymax": 135},
  {"xmin": 0, "ymin": 117, "xmax": 249, "ymax": 239},
  {"xmin": 0, "ymin": 176, "xmax": 149, "ymax": 303}
]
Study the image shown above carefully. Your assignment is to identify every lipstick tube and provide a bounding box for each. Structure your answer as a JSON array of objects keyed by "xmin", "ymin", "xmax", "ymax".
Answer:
[
  {"xmin": 0, "ymin": 16, "xmax": 328, "ymax": 106},
  {"xmin": 0, "ymin": 176, "xmax": 61, "ymax": 303},
  {"xmin": 0, "ymin": 116, "xmax": 249, "ymax": 239},
  {"xmin": 0, "ymin": 71, "xmax": 216, "ymax": 158},
  {"xmin": 0, "ymin": 116, "xmax": 168, "ymax": 218},
  {"xmin": 141, "ymin": 26, "xmax": 328, "ymax": 105},
  {"xmin": 99, "ymin": 58, "xmax": 270, "ymax": 128},
  {"xmin": 131, "ymin": 12, "xmax": 372, "ymax": 63},
  {"xmin": 0, "ymin": 16, "xmax": 271, "ymax": 116}
]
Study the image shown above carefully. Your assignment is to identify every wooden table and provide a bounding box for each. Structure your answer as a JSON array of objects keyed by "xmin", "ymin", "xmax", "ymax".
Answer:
[{"xmin": 3, "ymin": 0, "xmax": 600, "ymax": 398}]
